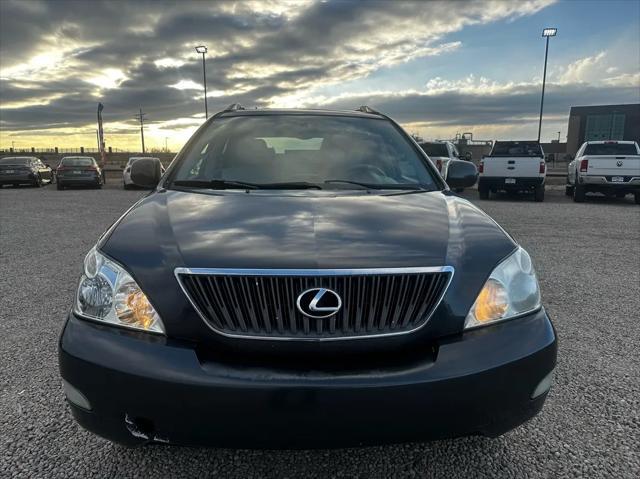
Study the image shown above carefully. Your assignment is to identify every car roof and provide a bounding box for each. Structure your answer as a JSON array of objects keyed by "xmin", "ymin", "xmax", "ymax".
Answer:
[
  {"xmin": 218, "ymin": 108, "xmax": 385, "ymax": 119},
  {"xmin": 61, "ymin": 156, "xmax": 95, "ymax": 159},
  {"xmin": 0, "ymin": 156, "xmax": 37, "ymax": 160}
]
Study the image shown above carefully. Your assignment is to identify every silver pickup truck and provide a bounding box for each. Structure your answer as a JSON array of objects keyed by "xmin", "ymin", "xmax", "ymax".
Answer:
[{"xmin": 566, "ymin": 141, "xmax": 640, "ymax": 204}]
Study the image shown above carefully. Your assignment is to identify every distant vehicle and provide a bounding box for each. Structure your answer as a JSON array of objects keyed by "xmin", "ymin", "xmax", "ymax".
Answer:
[
  {"xmin": 418, "ymin": 141, "xmax": 473, "ymax": 191},
  {"xmin": 418, "ymin": 141, "xmax": 460, "ymax": 178},
  {"xmin": 123, "ymin": 157, "xmax": 163, "ymax": 189},
  {"xmin": 0, "ymin": 156, "xmax": 53, "ymax": 187},
  {"xmin": 57, "ymin": 156, "xmax": 104, "ymax": 190},
  {"xmin": 478, "ymin": 141, "xmax": 546, "ymax": 202},
  {"xmin": 566, "ymin": 141, "xmax": 640, "ymax": 204}
]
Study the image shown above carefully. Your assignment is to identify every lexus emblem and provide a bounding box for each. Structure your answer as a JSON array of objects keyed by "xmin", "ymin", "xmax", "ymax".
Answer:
[
  {"xmin": 296, "ymin": 288, "xmax": 342, "ymax": 319},
  {"xmin": 617, "ymin": 160, "xmax": 623, "ymax": 167}
]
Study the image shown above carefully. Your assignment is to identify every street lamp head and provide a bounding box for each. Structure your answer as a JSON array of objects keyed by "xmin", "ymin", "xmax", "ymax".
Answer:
[
  {"xmin": 195, "ymin": 45, "xmax": 208, "ymax": 54},
  {"xmin": 542, "ymin": 28, "xmax": 557, "ymax": 37}
]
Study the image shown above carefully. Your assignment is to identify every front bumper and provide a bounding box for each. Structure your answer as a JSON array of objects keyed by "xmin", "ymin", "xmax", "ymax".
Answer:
[{"xmin": 59, "ymin": 309, "xmax": 557, "ymax": 448}]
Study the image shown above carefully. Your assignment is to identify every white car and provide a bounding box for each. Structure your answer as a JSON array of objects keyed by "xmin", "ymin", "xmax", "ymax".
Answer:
[
  {"xmin": 478, "ymin": 141, "xmax": 546, "ymax": 202},
  {"xmin": 123, "ymin": 157, "xmax": 162, "ymax": 189},
  {"xmin": 566, "ymin": 141, "xmax": 640, "ymax": 204},
  {"xmin": 418, "ymin": 141, "xmax": 462, "ymax": 179}
]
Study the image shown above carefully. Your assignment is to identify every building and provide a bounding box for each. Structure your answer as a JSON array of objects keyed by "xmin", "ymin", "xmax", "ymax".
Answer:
[{"xmin": 566, "ymin": 104, "xmax": 640, "ymax": 156}]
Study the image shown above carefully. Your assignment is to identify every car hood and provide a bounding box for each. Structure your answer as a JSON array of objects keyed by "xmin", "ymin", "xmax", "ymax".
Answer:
[{"xmin": 101, "ymin": 189, "xmax": 516, "ymax": 342}]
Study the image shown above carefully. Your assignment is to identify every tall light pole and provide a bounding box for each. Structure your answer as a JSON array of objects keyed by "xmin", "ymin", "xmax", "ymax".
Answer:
[
  {"xmin": 537, "ymin": 28, "xmax": 557, "ymax": 142},
  {"xmin": 195, "ymin": 45, "xmax": 208, "ymax": 119}
]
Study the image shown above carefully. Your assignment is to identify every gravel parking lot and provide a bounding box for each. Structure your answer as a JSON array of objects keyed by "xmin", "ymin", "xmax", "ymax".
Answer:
[{"xmin": 1, "ymin": 180, "xmax": 638, "ymax": 478}]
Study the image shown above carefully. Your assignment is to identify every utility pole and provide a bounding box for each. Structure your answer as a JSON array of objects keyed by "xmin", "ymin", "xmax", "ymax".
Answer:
[
  {"xmin": 133, "ymin": 108, "xmax": 147, "ymax": 153},
  {"xmin": 538, "ymin": 28, "xmax": 557, "ymax": 142}
]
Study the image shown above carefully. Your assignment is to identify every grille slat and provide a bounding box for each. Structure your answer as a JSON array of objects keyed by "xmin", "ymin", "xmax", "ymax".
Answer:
[{"xmin": 178, "ymin": 268, "xmax": 451, "ymax": 340}]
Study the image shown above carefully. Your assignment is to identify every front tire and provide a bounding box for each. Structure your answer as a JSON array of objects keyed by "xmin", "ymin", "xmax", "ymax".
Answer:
[
  {"xmin": 573, "ymin": 185, "xmax": 586, "ymax": 203},
  {"xmin": 565, "ymin": 185, "xmax": 574, "ymax": 196},
  {"xmin": 534, "ymin": 184, "xmax": 545, "ymax": 202}
]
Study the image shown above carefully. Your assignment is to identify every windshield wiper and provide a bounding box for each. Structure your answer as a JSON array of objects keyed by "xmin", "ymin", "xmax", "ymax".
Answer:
[
  {"xmin": 324, "ymin": 179, "xmax": 426, "ymax": 190},
  {"xmin": 171, "ymin": 179, "xmax": 322, "ymax": 190},
  {"xmin": 172, "ymin": 179, "xmax": 260, "ymax": 190}
]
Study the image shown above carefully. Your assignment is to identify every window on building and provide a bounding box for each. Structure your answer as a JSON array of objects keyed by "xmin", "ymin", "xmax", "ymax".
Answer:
[{"xmin": 585, "ymin": 113, "xmax": 625, "ymax": 141}]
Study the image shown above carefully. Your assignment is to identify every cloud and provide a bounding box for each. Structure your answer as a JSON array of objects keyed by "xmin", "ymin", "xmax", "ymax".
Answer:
[{"xmin": 2, "ymin": 0, "xmax": 636, "ymax": 147}]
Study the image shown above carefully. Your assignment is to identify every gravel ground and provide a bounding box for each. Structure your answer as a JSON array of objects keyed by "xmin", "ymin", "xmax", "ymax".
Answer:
[{"xmin": 1, "ymin": 179, "xmax": 639, "ymax": 478}]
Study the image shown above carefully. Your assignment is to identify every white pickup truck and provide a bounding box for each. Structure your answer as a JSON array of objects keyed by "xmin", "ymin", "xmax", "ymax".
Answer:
[
  {"xmin": 478, "ymin": 141, "xmax": 546, "ymax": 202},
  {"xmin": 566, "ymin": 141, "xmax": 640, "ymax": 204}
]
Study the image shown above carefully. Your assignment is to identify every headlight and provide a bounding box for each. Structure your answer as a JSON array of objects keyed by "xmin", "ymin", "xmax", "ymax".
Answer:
[
  {"xmin": 73, "ymin": 247, "xmax": 165, "ymax": 334},
  {"xmin": 464, "ymin": 247, "xmax": 541, "ymax": 330}
]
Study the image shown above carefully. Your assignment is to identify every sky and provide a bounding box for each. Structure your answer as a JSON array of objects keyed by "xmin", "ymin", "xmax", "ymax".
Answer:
[{"xmin": 0, "ymin": 0, "xmax": 638, "ymax": 152}]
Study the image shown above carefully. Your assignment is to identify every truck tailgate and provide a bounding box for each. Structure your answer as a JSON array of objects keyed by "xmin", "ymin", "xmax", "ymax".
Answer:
[
  {"xmin": 584, "ymin": 155, "xmax": 640, "ymax": 177},
  {"xmin": 482, "ymin": 157, "xmax": 542, "ymax": 178}
]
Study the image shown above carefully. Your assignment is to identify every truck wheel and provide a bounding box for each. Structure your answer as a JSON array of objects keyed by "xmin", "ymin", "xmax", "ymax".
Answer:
[
  {"xmin": 565, "ymin": 185, "xmax": 574, "ymax": 196},
  {"xmin": 478, "ymin": 184, "xmax": 490, "ymax": 200},
  {"xmin": 534, "ymin": 185, "xmax": 545, "ymax": 202},
  {"xmin": 635, "ymin": 192, "xmax": 640, "ymax": 205},
  {"xmin": 573, "ymin": 185, "xmax": 586, "ymax": 203},
  {"xmin": 615, "ymin": 192, "xmax": 626, "ymax": 199}
]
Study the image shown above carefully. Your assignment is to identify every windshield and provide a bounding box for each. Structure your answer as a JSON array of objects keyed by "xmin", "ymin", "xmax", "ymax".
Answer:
[
  {"xmin": 61, "ymin": 158, "xmax": 94, "ymax": 166},
  {"xmin": 490, "ymin": 142, "xmax": 543, "ymax": 157},
  {"xmin": 584, "ymin": 143, "xmax": 638, "ymax": 156},
  {"xmin": 170, "ymin": 115, "xmax": 437, "ymax": 190},
  {"xmin": 0, "ymin": 157, "xmax": 30, "ymax": 165},
  {"xmin": 419, "ymin": 143, "xmax": 449, "ymax": 157}
]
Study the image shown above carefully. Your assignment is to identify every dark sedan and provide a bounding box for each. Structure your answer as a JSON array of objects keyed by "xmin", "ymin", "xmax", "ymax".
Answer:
[
  {"xmin": 0, "ymin": 156, "xmax": 53, "ymax": 187},
  {"xmin": 56, "ymin": 156, "xmax": 104, "ymax": 189},
  {"xmin": 59, "ymin": 106, "xmax": 556, "ymax": 448}
]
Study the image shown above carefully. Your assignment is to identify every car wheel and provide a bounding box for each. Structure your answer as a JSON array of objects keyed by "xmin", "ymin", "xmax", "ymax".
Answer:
[
  {"xmin": 573, "ymin": 185, "xmax": 586, "ymax": 203},
  {"xmin": 565, "ymin": 185, "xmax": 574, "ymax": 196},
  {"xmin": 615, "ymin": 192, "xmax": 626, "ymax": 199},
  {"xmin": 478, "ymin": 184, "xmax": 490, "ymax": 200},
  {"xmin": 635, "ymin": 192, "xmax": 640, "ymax": 205},
  {"xmin": 123, "ymin": 183, "xmax": 130, "ymax": 190},
  {"xmin": 534, "ymin": 184, "xmax": 545, "ymax": 202}
]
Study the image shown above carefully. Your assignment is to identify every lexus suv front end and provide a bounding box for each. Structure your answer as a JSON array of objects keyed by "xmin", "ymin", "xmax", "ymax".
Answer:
[{"xmin": 58, "ymin": 106, "xmax": 556, "ymax": 448}]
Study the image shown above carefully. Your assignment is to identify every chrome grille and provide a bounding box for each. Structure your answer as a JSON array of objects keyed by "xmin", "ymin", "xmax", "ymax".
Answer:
[{"xmin": 176, "ymin": 267, "xmax": 452, "ymax": 340}]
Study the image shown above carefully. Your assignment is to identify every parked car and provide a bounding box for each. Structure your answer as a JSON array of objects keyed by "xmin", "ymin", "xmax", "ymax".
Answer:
[
  {"xmin": 478, "ymin": 141, "xmax": 546, "ymax": 201},
  {"xmin": 57, "ymin": 156, "xmax": 104, "ymax": 190},
  {"xmin": 123, "ymin": 157, "xmax": 164, "ymax": 189},
  {"xmin": 419, "ymin": 141, "xmax": 474, "ymax": 192},
  {"xmin": 566, "ymin": 140, "xmax": 640, "ymax": 204},
  {"xmin": 59, "ymin": 105, "xmax": 556, "ymax": 448},
  {"xmin": 418, "ymin": 140, "xmax": 459, "ymax": 178},
  {"xmin": 0, "ymin": 156, "xmax": 53, "ymax": 187}
]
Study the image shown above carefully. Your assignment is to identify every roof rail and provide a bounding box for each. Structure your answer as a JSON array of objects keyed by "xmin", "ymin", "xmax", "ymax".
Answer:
[
  {"xmin": 355, "ymin": 105, "xmax": 381, "ymax": 115},
  {"xmin": 223, "ymin": 103, "xmax": 245, "ymax": 112}
]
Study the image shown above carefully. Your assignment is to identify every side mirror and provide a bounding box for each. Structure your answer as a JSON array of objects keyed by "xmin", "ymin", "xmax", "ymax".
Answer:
[
  {"xmin": 130, "ymin": 158, "xmax": 161, "ymax": 188},
  {"xmin": 446, "ymin": 159, "xmax": 478, "ymax": 189}
]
